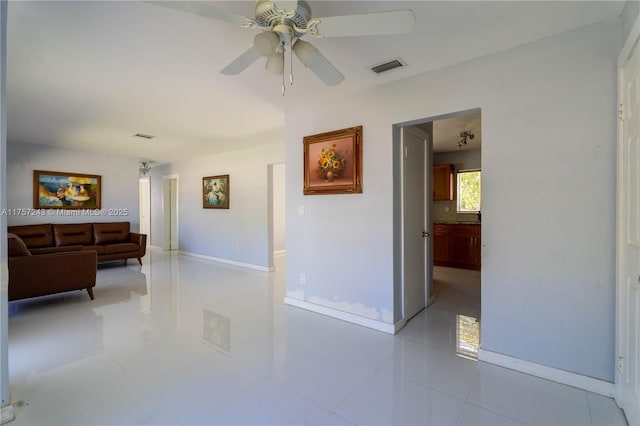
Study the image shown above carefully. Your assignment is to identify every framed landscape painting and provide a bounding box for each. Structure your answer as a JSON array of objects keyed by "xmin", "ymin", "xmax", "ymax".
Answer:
[
  {"xmin": 34, "ymin": 170, "xmax": 101, "ymax": 209},
  {"xmin": 303, "ymin": 125, "xmax": 363, "ymax": 195},
  {"xmin": 203, "ymin": 175, "xmax": 229, "ymax": 209}
]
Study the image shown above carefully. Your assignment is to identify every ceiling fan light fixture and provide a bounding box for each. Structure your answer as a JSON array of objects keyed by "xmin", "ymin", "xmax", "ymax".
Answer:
[
  {"xmin": 265, "ymin": 51, "xmax": 284, "ymax": 75},
  {"xmin": 293, "ymin": 39, "xmax": 318, "ymax": 67},
  {"xmin": 254, "ymin": 31, "xmax": 280, "ymax": 57},
  {"xmin": 148, "ymin": 1, "xmax": 415, "ymax": 91}
]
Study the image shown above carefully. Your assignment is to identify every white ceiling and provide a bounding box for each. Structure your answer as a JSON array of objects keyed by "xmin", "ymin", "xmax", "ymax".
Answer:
[
  {"xmin": 6, "ymin": 1, "xmax": 624, "ymax": 164},
  {"xmin": 431, "ymin": 111, "xmax": 481, "ymax": 153}
]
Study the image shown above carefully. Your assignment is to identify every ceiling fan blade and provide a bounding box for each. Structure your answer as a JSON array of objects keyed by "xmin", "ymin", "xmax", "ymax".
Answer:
[
  {"xmin": 309, "ymin": 52, "xmax": 344, "ymax": 86},
  {"xmin": 145, "ymin": 1, "xmax": 253, "ymax": 26},
  {"xmin": 220, "ymin": 47, "xmax": 262, "ymax": 75},
  {"xmin": 310, "ymin": 9, "xmax": 415, "ymax": 38}
]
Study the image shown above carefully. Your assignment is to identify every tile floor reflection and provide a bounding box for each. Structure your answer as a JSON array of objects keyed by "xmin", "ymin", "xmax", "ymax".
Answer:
[{"xmin": 7, "ymin": 252, "xmax": 627, "ymax": 425}]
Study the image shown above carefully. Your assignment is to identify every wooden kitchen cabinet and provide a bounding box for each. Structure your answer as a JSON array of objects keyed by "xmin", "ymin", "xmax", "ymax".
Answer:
[
  {"xmin": 433, "ymin": 224, "xmax": 450, "ymax": 264},
  {"xmin": 432, "ymin": 223, "xmax": 481, "ymax": 270},
  {"xmin": 433, "ymin": 164, "xmax": 454, "ymax": 201}
]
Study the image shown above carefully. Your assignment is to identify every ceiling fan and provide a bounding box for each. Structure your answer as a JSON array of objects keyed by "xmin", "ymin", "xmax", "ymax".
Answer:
[{"xmin": 147, "ymin": 0, "xmax": 416, "ymax": 94}]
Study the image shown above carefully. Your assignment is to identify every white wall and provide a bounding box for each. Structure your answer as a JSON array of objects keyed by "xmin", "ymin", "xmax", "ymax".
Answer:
[
  {"xmin": 150, "ymin": 140, "xmax": 284, "ymax": 269},
  {"xmin": 6, "ymin": 142, "xmax": 141, "ymax": 230},
  {"xmin": 0, "ymin": 0, "xmax": 9, "ymax": 412},
  {"xmin": 623, "ymin": 0, "xmax": 640, "ymax": 42},
  {"xmin": 434, "ymin": 149, "xmax": 481, "ymax": 170},
  {"xmin": 285, "ymin": 20, "xmax": 619, "ymax": 382}
]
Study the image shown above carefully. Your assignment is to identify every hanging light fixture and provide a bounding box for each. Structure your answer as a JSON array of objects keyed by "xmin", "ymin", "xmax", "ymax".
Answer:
[
  {"xmin": 293, "ymin": 39, "xmax": 319, "ymax": 67},
  {"xmin": 139, "ymin": 161, "xmax": 152, "ymax": 176},
  {"xmin": 457, "ymin": 131, "xmax": 475, "ymax": 149},
  {"xmin": 254, "ymin": 31, "xmax": 280, "ymax": 57},
  {"xmin": 265, "ymin": 48, "xmax": 284, "ymax": 75}
]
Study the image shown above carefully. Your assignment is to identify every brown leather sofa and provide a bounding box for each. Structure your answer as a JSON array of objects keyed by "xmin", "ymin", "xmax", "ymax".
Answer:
[
  {"xmin": 8, "ymin": 232, "xmax": 97, "ymax": 301},
  {"xmin": 8, "ymin": 222, "xmax": 146, "ymax": 265}
]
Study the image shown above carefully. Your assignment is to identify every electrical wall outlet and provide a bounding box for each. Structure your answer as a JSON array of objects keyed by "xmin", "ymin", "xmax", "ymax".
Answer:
[{"xmin": 299, "ymin": 273, "xmax": 306, "ymax": 284}]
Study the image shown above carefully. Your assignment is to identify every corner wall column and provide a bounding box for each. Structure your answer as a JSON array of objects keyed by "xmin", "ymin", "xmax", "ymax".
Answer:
[{"xmin": 0, "ymin": 0, "xmax": 15, "ymax": 423}]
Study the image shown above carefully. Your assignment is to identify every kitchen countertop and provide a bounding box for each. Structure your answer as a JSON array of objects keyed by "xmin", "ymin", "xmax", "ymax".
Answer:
[{"xmin": 434, "ymin": 221, "xmax": 480, "ymax": 225}]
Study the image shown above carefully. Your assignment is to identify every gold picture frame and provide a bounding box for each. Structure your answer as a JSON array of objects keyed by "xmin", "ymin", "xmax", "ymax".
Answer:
[
  {"xmin": 33, "ymin": 170, "xmax": 101, "ymax": 209},
  {"xmin": 203, "ymin": 174, "xmax": 230, "ymax": 209},
  {"xmin": 303, "ymin": 125, "xmax": 363, "ymax": 195}
]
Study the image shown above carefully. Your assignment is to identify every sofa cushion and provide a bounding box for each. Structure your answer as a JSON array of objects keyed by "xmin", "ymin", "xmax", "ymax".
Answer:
[
  {"xmin": 53, "ymin": 223, "xmax": 93, "ymax": 247},
  {"xmin": 103, "ymin": 243, "xmax": 139, "ymax": 254},
  {"xmin": 93, "ymin": 222, "xmax": 130, "ymax": 245},
  {"xmin": 81, "ymin": 245, "xmax": 105, "ymax": 254},
  {"xmin": 8, "ymin": 224, "xmax": 53, "ymax": 248},
  {"xmin": 30, "ymin": 245, "xmax": 83, "ymax": 255},
  {"xmin": 7, "ymin": 233, "xmax": 31, "ymax": 257}
]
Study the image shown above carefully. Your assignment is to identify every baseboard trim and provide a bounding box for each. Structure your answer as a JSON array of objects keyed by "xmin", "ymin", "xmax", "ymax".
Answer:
[
  {"xmin": 283, "ymin": 297, "xmax": 395, "ymax": 334},
  {"xmin": 148, "ymin": 245, "xmax": 164, "ymax": 251},
  {"xmin": 178, "ymin": 251, "xmax": 273, "ymax": 272},
  {"xmin": 274, "ymin": 249, "xmax": 287, "ymax": 256},
  {"xmin": 478, "ymin": 349, "xmax": 615, "ymax": 397},
  {"xmin": 1, "ymin": 404, "xmax": 14, "ymax": 425},
  {"xmin": 393, "ymin": 319, "xmax": 407, "ymax": 334},
  {"xmin": 427, "ymin": 294, "xmax": 437, "ymax": 307}
]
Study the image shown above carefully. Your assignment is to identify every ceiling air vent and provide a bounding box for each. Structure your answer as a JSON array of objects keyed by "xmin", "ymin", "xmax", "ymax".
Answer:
[
  {"xmin": 370, "ymin": 59, "xmax": 405, "ymax": 74},
  {"xmin": 133, "ymin": 133, "xmax": 154, "ymax": 140}
]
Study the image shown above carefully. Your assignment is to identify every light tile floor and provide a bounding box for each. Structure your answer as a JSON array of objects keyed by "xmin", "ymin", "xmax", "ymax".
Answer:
[{"xmin": 7, "ymin": 251, "xmax": 628, "ymax": 425}]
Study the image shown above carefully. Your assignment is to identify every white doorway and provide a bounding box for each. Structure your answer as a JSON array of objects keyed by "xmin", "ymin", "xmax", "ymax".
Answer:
[
  {"xmin": 163, "ymin": 175, "xmax": 178, "ymax": 251},
  {"xmin": 394, "ymin": 108, "xmax": 481, "ymax": 331},
  {"xmin": 139, "ymin": 177, "xmax": 150, "ymax": 246},
  {"xmin": 616, "ymin": 29, "xmax": 640, "ymax": 426},
  {"xmin": 267, "ymin": 163, "xmax": 286, "ymax": 271},
  {"xmin": 399, "ymin": 125, "xmax": 433, "ymax": 321}
]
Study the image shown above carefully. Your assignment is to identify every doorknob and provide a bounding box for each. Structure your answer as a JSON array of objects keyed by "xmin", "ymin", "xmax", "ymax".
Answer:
[{"xmin": 422, "ymin": 231, "xmax": 430, "ymax": 238}]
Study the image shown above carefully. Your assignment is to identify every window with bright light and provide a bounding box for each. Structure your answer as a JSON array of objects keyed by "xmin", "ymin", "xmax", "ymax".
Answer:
[{"xmin": 457, "ymin": 170, "xmax": 481, "ymax": 213}]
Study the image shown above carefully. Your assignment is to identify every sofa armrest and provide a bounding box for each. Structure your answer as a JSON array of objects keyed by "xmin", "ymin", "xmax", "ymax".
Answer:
[
  {"xmin": 128, "ymin": 233, "xmax": 147, "ymax": 250},
  {"xmin": 9, "ymin": 251, "xmax": 97, "ymax": 301}
]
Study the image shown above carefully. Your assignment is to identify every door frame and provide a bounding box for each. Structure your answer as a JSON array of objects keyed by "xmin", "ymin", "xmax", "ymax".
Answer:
[
  {"xmin": 616, "ymin": 15, "xmax": 640, "ymax": 422},
  {"xmin": 162, "ymin": 174, "xmax": 179, "ymax": 251},
  {"xmin": 393, "ymin": 109, "xmax": 480, "ymax": 332},
  {"xmin": 267, "ymin": 162, "xmax": 286, "ymax": 271}
]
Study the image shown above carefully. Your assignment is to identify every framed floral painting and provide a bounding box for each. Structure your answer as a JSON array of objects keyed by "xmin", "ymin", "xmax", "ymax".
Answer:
[
  {"xmin": 303, "ymin": 125, "xmax": 363, "ymax": 195},
  {"xmin": 33, "ymin": 170, "xmax": 101, "ymax": 209},
  {"xmin": 203, "ymin": 175, "xmax": 229, "ymax": 209}
]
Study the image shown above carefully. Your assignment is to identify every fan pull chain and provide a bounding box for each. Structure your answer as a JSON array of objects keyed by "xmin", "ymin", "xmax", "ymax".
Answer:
[
  {"xmin": 282, "ymin": 57, "xmax": 286, "ymax": 96},
  {"xmin": 281, "ymin": 44, "xmax": 286, "ymax": 96},
  {"xmin": 290, "ymin": 45, "xmax": 294, "ymax": 85}
]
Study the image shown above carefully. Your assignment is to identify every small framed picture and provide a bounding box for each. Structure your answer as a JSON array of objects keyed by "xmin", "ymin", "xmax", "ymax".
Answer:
[{"xmin": 203, "ymin": 174, "xmax": 230, "ymax": 209}]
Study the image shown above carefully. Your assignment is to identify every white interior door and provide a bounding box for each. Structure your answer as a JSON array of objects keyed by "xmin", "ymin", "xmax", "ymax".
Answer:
[
  {"xmin": 139, "ymin": 177, "xmax": 150, "ymax": 245},
  {"xmin": 401, "ymin": 126, "xmax": 431, "ymax": 320},
  {"xmin": 616, "ymin": 38, "xmax": 640, "ymax": 426}
]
